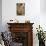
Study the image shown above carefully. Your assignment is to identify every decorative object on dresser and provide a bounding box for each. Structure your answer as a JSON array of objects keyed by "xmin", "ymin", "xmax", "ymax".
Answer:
[
  {"xmin": 7, "ymin": 23, "xmax": 34, "ymax": 46},
  {"xmin": 9, "ymin": 19, "xmax": 19, "ymax": 23}
]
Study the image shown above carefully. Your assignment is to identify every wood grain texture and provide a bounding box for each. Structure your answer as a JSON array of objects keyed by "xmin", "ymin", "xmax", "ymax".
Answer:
[{"xmin": 7, "ymin": 23, "xmax": 34, "ymax": 46}]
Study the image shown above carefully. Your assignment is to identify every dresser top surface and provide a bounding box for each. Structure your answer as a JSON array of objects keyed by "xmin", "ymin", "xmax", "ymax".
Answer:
[{"xmin": 7, "ymin": 23, "xmax": 34, "ymax": 25}]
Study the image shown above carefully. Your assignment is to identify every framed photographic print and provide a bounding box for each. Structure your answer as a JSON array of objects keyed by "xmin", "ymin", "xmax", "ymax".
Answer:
[{"xmin": 16, "ymin": 3, "xmax": 25, "ymax": 16}]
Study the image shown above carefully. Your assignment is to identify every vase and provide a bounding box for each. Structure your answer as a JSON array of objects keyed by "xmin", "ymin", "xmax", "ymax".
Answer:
[{"xmin": 39, "ymin": 40, "xmax": 45, "ymax": 46}]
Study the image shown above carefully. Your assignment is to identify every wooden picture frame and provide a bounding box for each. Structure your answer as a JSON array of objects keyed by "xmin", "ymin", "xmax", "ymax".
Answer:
[{"xmin": 16, "ymin": 3, "xmax": 25, "ymax": 16}]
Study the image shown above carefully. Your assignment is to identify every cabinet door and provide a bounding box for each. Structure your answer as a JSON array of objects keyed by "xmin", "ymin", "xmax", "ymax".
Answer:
[{"xmin": 11, "ymin": 32, "xmax": 28, "ymax": 46}]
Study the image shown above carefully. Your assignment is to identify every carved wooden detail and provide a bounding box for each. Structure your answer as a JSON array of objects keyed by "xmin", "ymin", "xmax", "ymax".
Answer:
[{"xmin": 7, "ymin": 23, "xmax": 34, "ymax": 46}]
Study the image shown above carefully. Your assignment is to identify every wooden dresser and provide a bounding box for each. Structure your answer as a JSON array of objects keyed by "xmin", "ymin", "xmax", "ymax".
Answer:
[{"xmin": 7, "ymin": 23, "xmax": 34, "ymax": 46}]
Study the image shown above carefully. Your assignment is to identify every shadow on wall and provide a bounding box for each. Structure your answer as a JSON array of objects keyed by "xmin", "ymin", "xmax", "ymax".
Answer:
[
  {"xmin": 0, "ymin": 17, "xmax": 1, "ymax": 31},
  {"xmin": 0, "ymin": 0, "xmax": 2, "ymax": 32},
  {"xmin": 40, "ymin": 0, "xmax": 46, "ymax": 13}
]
